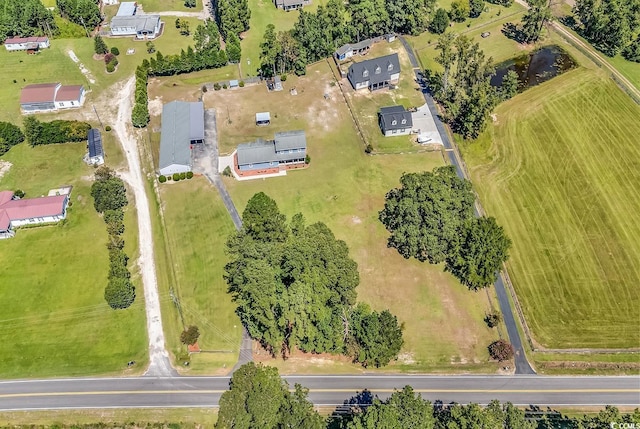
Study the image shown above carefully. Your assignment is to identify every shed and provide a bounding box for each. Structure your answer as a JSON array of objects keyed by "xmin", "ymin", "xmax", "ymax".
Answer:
[
  {"xmin": 256, "ymin": 112, "xmax": 271, "ymax": 126},
  {"xmin": 229, "ymin": 79, "xmax": 239, "ymax": 89},
  {"xmin": 87, "ymin": 128, "xmax": 104, "ymax": 166}
]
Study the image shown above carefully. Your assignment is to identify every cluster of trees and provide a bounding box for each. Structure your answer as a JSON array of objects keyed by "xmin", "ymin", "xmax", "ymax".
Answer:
[
  {"xmin": 216, "ymin": 364, "xmax": 640, "ymax": 429},
  {"xmin": 180, "ymin": 325, "xmax": 200, "ymax": 345},
  {"xmin": 94, "ymin": 36, "xmax": 120, "ymax": 72},
  {"xmin": 0, "ymin": 121, "xmax": 24, "ymax": 156},
  {"xmin": 132, "ymin": 64, "xmax": 150, "ymax": 128},
  {"xmin": 90, "ymin": 167, "xmax": 135, "ymax": 310},
  {"xmin": 23, "ymin": 117, "xmax": 91, "ymax": 146},
  {"xmin": 212, "ymin": 0, "xmax": 249, "ymax": 61},
  {"xmin": 56, "ymin": 0, "xmax": 101, "ymax": 31},
  {"xmin": 427, "ymin": 33, "xmax": 502, "ymax": 139},
  {"xmin": 0, "ymin": 0, "xmax": 57, "ymax": 42},
  {"xmin": 225, "ymin": 192, "xmax": 403, "ymax": 367},
  {"xmin": 503, "ymin": 0, "xmax": 551, "ymax": 43},
  {"xmin": 175, "ymin": 18, "xmax": 191, "ymax": 36},
  {"xmin": 573, "ymin": 0, "xmax": 640, "ymax": 61},
  {"xmin": 379, "ymin": 167, "xmax": 511, "ymax": 290}
]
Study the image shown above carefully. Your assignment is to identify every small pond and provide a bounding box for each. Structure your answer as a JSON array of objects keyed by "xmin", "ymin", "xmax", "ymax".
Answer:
[{"xmin": 491, "ymin": 45, "xmax": 577, "ymax": 91}]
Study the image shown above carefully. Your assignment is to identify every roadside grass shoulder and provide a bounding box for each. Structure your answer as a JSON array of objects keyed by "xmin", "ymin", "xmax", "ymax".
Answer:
[
  {"xmin": 214, "ymin": 61, "xmax": 500, "ymax": 372},
  {"xmin": 463, "ymin": 67, "xmax": 640, "ymax": 349},
  {"xmin": 0, "ymin": 143, "xmax": 147, "ymax": 378},
  {"xmin": 139, "ymin": 0, "xmax": 203, "ymax": 12}
]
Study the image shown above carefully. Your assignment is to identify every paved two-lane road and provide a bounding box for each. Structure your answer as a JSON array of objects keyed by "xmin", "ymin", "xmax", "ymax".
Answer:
[{"xmin": 0, "ymin": 376, "xmax": 637, "ymax": 410}]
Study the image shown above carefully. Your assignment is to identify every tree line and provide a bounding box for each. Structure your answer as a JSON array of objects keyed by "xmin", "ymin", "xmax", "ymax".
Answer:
[
  {"xmin": 212, "ymin": 0, "xmax": 249, "ymax": 61},
  {"xmin": 23, "ymin": 117, "xmax": 91, "ymax": 146},
  {"xmin": 0, "ymin": 0, "xmax": 56, "ymax": 42},
  {"xmin": 56, "ymin": 0, "xmax": 101, "ymax": 31},
  {"xmin": 225, "ymin": 192, "xmax": 404, "ymax": 367},
  {"xmin": 216, "ymin": 362, "xmax": 640, "ymax": 429},
  {"xmin": 90, "ymin": 167, "xmax": 135, "ymax": 310},
  {"xmin": 573, "ymin": 0, "xmax": 640, "ymax": 61},
  {"xmin": 0, "ymin": 121, "xmax": 24, "ymax": 156},
  {"xmin": 259, "ymin": 0, "xmax": 507, "ymax": 77},
  {"xmin": 379, "ymin": 166, "xmax": 511, "ymax": 291}
]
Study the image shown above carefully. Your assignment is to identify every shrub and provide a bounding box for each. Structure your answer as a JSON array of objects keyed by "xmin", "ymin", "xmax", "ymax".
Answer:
[
  {"xmin": 280, "ymin": 74, "xmax": 288, "ymax": 82},
  {"xmin": 214, "ymin": 83, "xmax": 221, "ymax": 90},
  {"xmin": 13, "ymin": 189, "xmax": 25, "ymax": 198},
  {"xmin": 180, "ymin": 325, "xmax": 200, "ymax": 345},
  {"xmin": 186, "ymin": 171, "xmax": 193, "ymax": 179},
  {"xmin": 173, "ymin": 173, "xmax": 181, "ymax": 181},
  {"xmin": 104, "ymin": 53, "xmax": 115, "ymax": 64},
  {"xmin": 304, "ymin": 154, "xmax": 310, "ymax": 164},
  {"xmin": 158, "ymin": 175, "xmax": 167, "ymax": 183},
  {"xmin": 222, "ymin": 83, "xmax": 227, "ymax": 89},
  {"xmin": 222, "ymin": 166, "xmax": 232, "ymax": 177},
  {"xmin": 202, "ymin": 85, "xmax": 208, "ymax": 93},
  {"xmin": 146, "ymin": 41, "xmax": 156, "ymax": 54},
  {"xmin": 110, "ymin": 46, "xmax": 120, "ymax": 56},
  {"xmin": 239, "ymin": 80, "xmax": 245, "ymax": 87},
  {"xmin": 106, "ymin": 62, "xmax": 116, "ymax": 73},
  {"xmin": 484, "ymin": 311, "xmax": 502, "ymax": 328},
  {"xmin": 365, "ymin": 144, "xmax": 373, "ymax": 154},
  {"xmin": 179, "ymin": 172, "xmax": 187, "ymax": 180},
  {"xmin": 488, "ymin": 340, "xmax": 514, "ymax": 361},
  {"xmin": 105, "ymin": 125, "xmax": 112, "ymax": 132}
]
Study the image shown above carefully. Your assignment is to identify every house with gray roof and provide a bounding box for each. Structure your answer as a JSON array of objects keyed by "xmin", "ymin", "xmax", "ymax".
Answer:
[
  {"xmin": 335, "ymin": 39, "xmax": 372, "ymax": 61},
  {"xmin": 86, "ymin": 128, "xmax": 104, "ymax": 165},
  {"xmin": 378, "ymin": 106, "xmax": 413, "ymax": 136},
  {"xmin": 110, "ymin": 15, "xmax": 162, "ymax": 39},
  {"xmin": 347, "ymin": 53, "xmax": 400, "ymax": 91},
  {"xmin": 274, "ymin": 0, "xmax": 310, "ymax": 10},
  {"xmin": 236, "ymin": 130, "xmax": 306, "ymax": 174},
  {"xmin": 159, "ymin": 101, "xmax": 204, "ymax": 176}
]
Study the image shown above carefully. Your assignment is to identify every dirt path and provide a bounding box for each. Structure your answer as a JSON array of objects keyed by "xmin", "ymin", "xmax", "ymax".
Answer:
[
  {"xmin": 112, "ymin": 77, "xmax": 175, "ymax": 377},
  {"xmin": 156, "ymin": 10, "xmax": 207, "ymax": 19}
]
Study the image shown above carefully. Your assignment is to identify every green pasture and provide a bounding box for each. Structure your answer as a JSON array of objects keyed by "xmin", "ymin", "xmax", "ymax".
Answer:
[
  {"xmin": 464, "ymin": 68, "xmax": 640, "ymax": 349},
  {"xmin": 0, "ymin": 142, "xmax": 147, "ymax": 378},
  {"xmin": 138, "ymin": 0, "xmax": 203, "ymax": 12},
  {"xmin": 155, "ymin": 179, "xmax": 242, "ymax": 373},
  {"xmin": 213, "ymin": 61, "xmax": 501, "ymax": 372}
]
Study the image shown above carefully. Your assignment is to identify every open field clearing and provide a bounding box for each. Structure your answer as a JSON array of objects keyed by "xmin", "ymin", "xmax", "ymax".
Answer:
[
  {"xmin": 155, "ymin": 179, "xmax": 242, "ymax": 373},
  {"xmin": 464, "ymin": 68, "xmax": 640, "ymax": 349},
  {"xmin": 138, "ymin": 0, "xmax": 203, "ymax": 12},
  {"xmin": 207, "ymin": 61, "xmax": 502, "ymax": 372},
  {"xmin": 341, "ymin": 39, "xmax": 427, "ymax": 153},
  {"xmin": 0, "ymin": 142, "xmax": 147, "ymax": 378}
]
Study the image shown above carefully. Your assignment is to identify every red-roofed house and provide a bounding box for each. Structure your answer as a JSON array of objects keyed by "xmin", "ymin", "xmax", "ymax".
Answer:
[
  {"xmin": 4, "ymin": 36, "xmax": 50, "ymax": 52},
  {"xmin": 0, "ymin": 190, "xmax": 70, "ymax": 239},
  {"xmin": 20, "ymin": 83, "xmax": 86, "ymax": 112}
]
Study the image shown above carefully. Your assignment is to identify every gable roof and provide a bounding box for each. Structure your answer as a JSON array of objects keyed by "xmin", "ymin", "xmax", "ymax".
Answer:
[
  {"xmin": 0, "ymin": 192, "xmax": 68, "ymax": 231},
  {"xmin": 111, "ymin": 15, "xmax": 160, "ymax": 32},
  {"xmin": 55, "ymin": 85, "xmax": 84, "ymax": 102},
  {"xmin": 256, "ymin": 112, "xmax": 271, "ymax": 122},
  {"xmin": 20, "ymin": 83, "xmax": 60, "ymax": 104},
  {"xmin": 88, "ymin": 128, "xmax": 103, "ymax": 158},
  {"xmin": 348, "ymin": 53, "xmax": 400, "ymax": 85},
  {"xmin": 237, "ymin": 140, "xmax": 278, "ymax": 165},
  {"xmin": 274, "ymin": 130, "xmax": 306, "ymax": 152},
  {"xmin": 4, "ymin": 36, "xmax": 48, "ymax": 45},
  {"xmin": 336, "ymin": 39, "xmax": 372, "ymax": 56},
  {"xmin": 159, "ymin": 101, "xmax": 203, "ymax": 170},
  {"xmin": 379, "ymin": 105, "xmax": 413, "ymax": 131},
  {"xmin": 116, "ymin": 1, "xmax": 137, "ymax": 16}
]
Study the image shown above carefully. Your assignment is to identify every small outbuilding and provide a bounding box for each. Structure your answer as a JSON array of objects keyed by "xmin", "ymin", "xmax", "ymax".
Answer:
[
  {"xmin": 86, "ymin": 128, "xmax": 104, "ymax": 166},
  {"xmin": 335, "ymin": 39, "xmax": 372, "ymax": 61},
  {"xmin": 378, "ymin": 105, "xmax": 413, "ymax": 136},
  {"xmin": 255, "ymin": 112, "xmax": 271, "ymax": 126},
  {"xmin": 229, "ymin": 79, "xmax": 239, "ymax": 89}
]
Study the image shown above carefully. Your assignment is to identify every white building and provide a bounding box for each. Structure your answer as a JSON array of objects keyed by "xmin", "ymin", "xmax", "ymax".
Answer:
[
  {"xmin": 110, "ymin": 15, "xmax": 162, "ymax": 39},
  {"xmin": 4, "ymin": 36, "xmax": 50, "ymax": 52}
]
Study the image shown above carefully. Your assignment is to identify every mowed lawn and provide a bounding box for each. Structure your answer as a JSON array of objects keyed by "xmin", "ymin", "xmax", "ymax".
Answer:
[
  {"xmin": 465, "ymin": 68, "xmax": 640, "ymax": 349},
  {"xmin": 0, "ymin": 143, "xmax": 147, "ymax": 378},
  {"xmin": 156, "ymin": 179, "xmax": 242, "ymax": 373},
  {"xmin": 213, "ymin": 62, "xmax": 500, "ymax": 371}
]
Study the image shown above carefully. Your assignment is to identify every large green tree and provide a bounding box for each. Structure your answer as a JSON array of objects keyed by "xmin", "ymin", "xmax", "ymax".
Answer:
[
  {"xmin": 57, "ymin": 0, "xmax": 101, "ymax": 30},
  {"xmin": 0, "ymin": 0, "xmax": 57, "ymax": 42},
  {"xmin": 216, "ymin": 363, "xmax": 323, "ymax": 429},
  {"xmin": 379, "ymin": 166, "xmax": 476, "ymax": 264},
  {"xmin": 242, "ymin": 191, "xmax": 288, "ymax": 242},
  {"xmin": 520, "ymin": 0, "xmax": 552, "ymax": 43},
  {"xmin": 348, "ymin": 303, "xmax": 404, "ymax": 368},
  {"xmin": 91, "ymin": 174, "xmax": 128, "ymax": 213},
  {"xmin": 573, "ymin": 0, "xmax": 638, "ymax": 57},
  {"xmin": 0, "ymin": 121, "xmax": 24, "ymax": 156},
  {"xmin": 429, "ymin": 8, "xmax": 450, "ymax": 34},
  {"xmin": 104, "ymin": 276, "xmax": 135, "ymax": 309}
]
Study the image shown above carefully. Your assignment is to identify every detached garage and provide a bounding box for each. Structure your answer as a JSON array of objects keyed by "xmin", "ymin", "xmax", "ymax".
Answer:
[{"xmin": 158, "ymin": 101, "xmax": 204, "ymax": 176}]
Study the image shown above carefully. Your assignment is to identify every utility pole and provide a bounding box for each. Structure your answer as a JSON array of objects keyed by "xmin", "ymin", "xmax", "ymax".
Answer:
[
  {"xmin": 80, "ymin": 16, "xmax": 90, "ymax": 38},
  {"xmin": 93, "ymin": 105, "xmax": 104, "ymax": 130}
]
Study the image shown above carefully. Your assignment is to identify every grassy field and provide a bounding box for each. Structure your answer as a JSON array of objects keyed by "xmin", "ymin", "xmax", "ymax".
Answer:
[
  {"xmin": 464, "ymin": 67, "xmax": 640, "ymax": 349},
  {"xmin": 202, "ymin": 61, "xmax": 502, "ymax": 372},
  {"xmin": 139, "ymin": 0, "xmax": 203, "ymax": 12},
  {"xmin": 341, "ymin": 39, "xmax": 427, "ymax": 153},
  {"xmin": 155, "ymin": 179, "xmax": 242, "ymax": 373},
  {"xmin": 0, "ymin": 142, "xmax": 147, "ymax": 378}
]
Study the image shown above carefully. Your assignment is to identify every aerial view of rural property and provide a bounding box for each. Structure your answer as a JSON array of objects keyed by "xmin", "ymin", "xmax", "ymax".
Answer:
[{"xmin": 0, "ymin": 0, "xmax": 638, "ymax": 425}]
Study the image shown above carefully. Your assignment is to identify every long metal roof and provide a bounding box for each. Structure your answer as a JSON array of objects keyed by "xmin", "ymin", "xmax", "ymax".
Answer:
[
  {"xmin": 159, "ymin": 101, "xmax": 203, "ymax": 170},
  {"xmin": 274, "ymin": 130, "xmax": 306, "ymax": 152}
]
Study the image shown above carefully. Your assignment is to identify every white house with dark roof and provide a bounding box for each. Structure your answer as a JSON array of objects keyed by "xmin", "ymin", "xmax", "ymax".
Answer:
[
  {"xmin": 110, "ymin": 15, "xmax": 162, "ymax": 39},
  {"xmin": 347, "ymin": 53, "xmax": 400, "ymax": 91},
  {"xmin": 378, "ymin": 105, "xmax": 413, "ymax": 136},
  {"xmin": 158, "ymin": 101, "xmax": 204, "ymax": 176},
  {"xmin": 235, "ymin": 130, "xmax": 306, "ymax": 174},
  {"xmin": 274, "ymin": 0, "xmax": 310, "ymax": 10}
]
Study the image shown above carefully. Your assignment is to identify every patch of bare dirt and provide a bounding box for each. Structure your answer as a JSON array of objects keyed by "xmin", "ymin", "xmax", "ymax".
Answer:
[
  {"xmin": 148, "ymin": 97, "xmax": 163, "ymax": 117},
  {"xmin": 0, "ymin": 160, "xmax": 12, "ymax": 180}
]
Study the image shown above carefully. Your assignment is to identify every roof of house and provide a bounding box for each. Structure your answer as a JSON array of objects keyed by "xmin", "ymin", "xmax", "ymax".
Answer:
[
  {"xmin": 0, "ymin": 192, "xmax": 67, "ymax": 231},
  {"xmin": 116, "ymin": 1, "xmax": 137, "ymax": 16},
  {"xmin": 55, "ymin": 85, "xmax": 84, "ymax": 102},
  {"xmin": 379, "ymin": 105, "xmax": 413, "ymax": 131},
  {"xmin": 274, "ymin": 130, "xmax": 306, "ymax": 152},
  {"xmin": 20, "ymin": 83, "xmax": 60, "ymax": 104},
  {"xmin": 256, "ymin": 112, "xmax": 271, "ymax": 122},
  {"xmin": 336, "ymin": 39, "xmax": 372, "ymax": 56},
  {"xmin": 4, "ymin": 36, "xmax": 49, "ymax": 45},
  {"xmin": 348, "ymin": 53, "xmax": 400, "ymax": 85},
  {"xmin": 88, "ymin": 128, "xmax": 103, "ymax": 158},
  {"xmin": 111, "ymin": 15, "xmax": 160, "ymax": 32},
  {"xmin": 159, "ymin": 101, "xmax": 203, "ymax": 170},
  {"xmin": 276, "ymin": 0, "xmax": 304, "ymax": 6},
  {"xmin": 237, "ymin": 140, "xmax": 279, "ymax": 165},
  {"xmin": 189, "ymin": 102, "xmax": 204, "ymax": 140}
]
